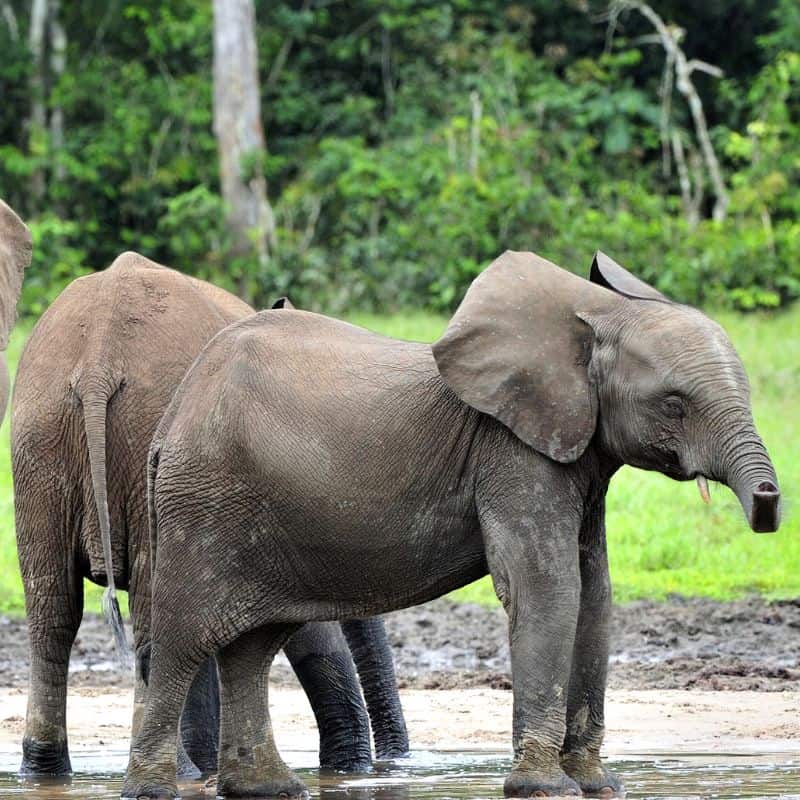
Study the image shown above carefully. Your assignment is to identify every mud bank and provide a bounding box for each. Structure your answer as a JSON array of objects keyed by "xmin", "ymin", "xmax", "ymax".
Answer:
[
  {"xmin": 0, "ymin": 595, "xmax": 798, "ymax": 692},
  {"xmin": 384, "ymin": 595, "xmax": 800, "ymax": 691}
]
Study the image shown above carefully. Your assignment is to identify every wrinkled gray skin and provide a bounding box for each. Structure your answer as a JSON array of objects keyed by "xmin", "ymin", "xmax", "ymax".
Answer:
[
  {"xmin": 12, "ymin": 252, "xmax": 407, "ymax": 779},
  {"xmin": 124, "ymin": 251, "xmax": 780, "ymax": 799},
  {"xmin": 0, "ymin": 199, "xmax": 32, "ymax": 422}
]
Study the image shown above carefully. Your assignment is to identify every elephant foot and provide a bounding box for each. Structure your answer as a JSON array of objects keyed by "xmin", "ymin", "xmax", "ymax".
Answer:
[
  {"xmin": 217, "ymin": 770, "xmax": 309, "ymax": 799},
  {"xmin": 122, "ymin": 752, "xmax": 178, "ymax": 799},
  {"xmin": 319, "ymin": 752, "xmax": 372, "ymax": 773},
  {"xmin": 504, "ymin": 768, "xmax": 581, "ymax": 798},
  {"xmin": 561, "ymin": 752, "xmax": 625, "ymax": 797},
  {"xmin": 19, "ymin": 736, "xmax": 72, "ymax": 776},
  {"xmin": 120, "ymin": 780, "xmax": 178, "ymax": 799},
  {"xmin": 176, "ymin": 742, "xmax": 201, "ymax": 780},
  {"xmin": 374, "ymin": 736, "xmax": 411, "ymax": 761}
]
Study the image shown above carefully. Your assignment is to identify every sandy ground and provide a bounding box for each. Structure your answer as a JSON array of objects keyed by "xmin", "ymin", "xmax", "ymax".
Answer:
[
  {"xmin": 1, "ymin": 596, "xmax": 798, "ymax": 772},
  {"xmin": 1, "ymin": 686, "xmax": 798, "ymax": 761}
]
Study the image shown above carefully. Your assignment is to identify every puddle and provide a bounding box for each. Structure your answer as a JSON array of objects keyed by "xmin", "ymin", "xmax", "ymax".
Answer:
[{"xmin": 1, "ymin": 749, "xmax": 800, "ymax": 799}]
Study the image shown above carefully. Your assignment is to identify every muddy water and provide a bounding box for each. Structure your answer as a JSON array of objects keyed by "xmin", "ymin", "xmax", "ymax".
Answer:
[{"xmin": 1, "ymin": 749, "xmax": 800, "ymax": 800}]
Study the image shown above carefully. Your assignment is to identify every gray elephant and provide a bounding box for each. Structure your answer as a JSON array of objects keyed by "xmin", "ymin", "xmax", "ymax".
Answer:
[
  {"xmin": 0, "ymin": 199, "xmax": 32, "ymax": 421},
  {"xmin": 123, "ymin": 250, "xmax": 780, "ymax": 799},
  {"xmin": 11, "ymin": 251, "xmax": 407, "ymax": 777}
]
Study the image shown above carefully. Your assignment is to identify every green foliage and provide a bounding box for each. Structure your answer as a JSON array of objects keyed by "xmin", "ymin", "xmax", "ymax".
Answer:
[
  {"xmin": 21, "ymin": 215, "xmax": 91, "ymax": 315},
  {"xmin": 0, "ymin": 1, "xmax": 798, "ymax": 314}
]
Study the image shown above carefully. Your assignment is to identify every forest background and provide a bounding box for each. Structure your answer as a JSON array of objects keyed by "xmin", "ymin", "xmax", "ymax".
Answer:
[{"xmin": 0, "ymin": 0, "xmax": 797, "ymax": 611}]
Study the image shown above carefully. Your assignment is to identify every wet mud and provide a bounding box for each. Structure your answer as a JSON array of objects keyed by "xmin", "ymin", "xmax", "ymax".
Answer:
[
  {"xmin": 2, "ymin": 749, "xmax": 800, "ymax": 799},
  {"xmin": 385, "ymin": 595, "xmax": 800, "ymax": 691},
  {"xmin": 0, "ymin": 595, "xmax": 798, "ymax": 692}
]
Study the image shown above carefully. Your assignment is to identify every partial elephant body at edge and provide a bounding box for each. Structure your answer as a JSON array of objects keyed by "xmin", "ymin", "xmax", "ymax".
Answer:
[{"xmin": 0, "ymin": 199, "xmax": 33, "ymax": 422}]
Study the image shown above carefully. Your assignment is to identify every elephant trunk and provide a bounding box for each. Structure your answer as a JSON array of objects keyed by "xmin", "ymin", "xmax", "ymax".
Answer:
[{"xmin": 713, "ymin": 424, "xmax": 780, "ymax": 533}]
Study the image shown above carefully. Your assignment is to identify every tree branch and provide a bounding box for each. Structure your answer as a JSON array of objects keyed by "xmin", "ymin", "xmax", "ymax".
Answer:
[
  {"xmin": 609, "ymin": 1, "xmax": 729, "ymax": 222},
  {"xmin": 264, "ymin": 0, "xmax": 311, "ymax": 96},
  {"xmin": 1, "ymin": 0, "xmax": 18, "ymax": 40}
]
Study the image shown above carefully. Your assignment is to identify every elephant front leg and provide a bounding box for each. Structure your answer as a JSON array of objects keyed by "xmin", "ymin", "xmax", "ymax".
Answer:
[
  {"xmin": 481, "ymin": 499, "xmax": 583, "ymax": 798},
  {"xmin": 341, "ymin": 617, "xmax": 409, "ymax": 759},
  {"xmin": 180, "ymin": 657, "xmax": 220, "ymax": 775},
  {"xmin": 285, "ymin": 622, "xmax": 372, "ymax": 771},
  {"xmin": 560, "ymin": 502, "xmax": 623, "ymax": 796}
]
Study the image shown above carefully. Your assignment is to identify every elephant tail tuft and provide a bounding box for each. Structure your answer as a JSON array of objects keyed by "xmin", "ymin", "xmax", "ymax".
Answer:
[{"xmin": 102, "ymin": 586, "xmax": 130, "ymax": 667}]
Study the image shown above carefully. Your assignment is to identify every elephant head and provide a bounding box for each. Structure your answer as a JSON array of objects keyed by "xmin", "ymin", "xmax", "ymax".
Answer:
[
  {"xmin": 433, "ymin": 250, "xmax": 780, "ymax": 533},
  {"xmin": 0, "ymin": 200, "xmax": 32, "ymax": 421}
]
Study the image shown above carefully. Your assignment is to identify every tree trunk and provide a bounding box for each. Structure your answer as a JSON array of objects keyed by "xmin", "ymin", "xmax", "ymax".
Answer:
[
  {"xmin": 28, "ymin": 0, "xmax": 48, "ymax": 205},
  {"xmin": 212, "ymin": 0, "xmax": 274, "ymax": 301},
  {"xmin": 49, "ymin": 0, "xmax": 66, "ymax": 198}
]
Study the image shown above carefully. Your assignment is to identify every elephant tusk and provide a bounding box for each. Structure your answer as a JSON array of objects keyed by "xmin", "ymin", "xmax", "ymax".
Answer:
[{"xmin": 696, "ymin": 474, "xmax": 711, "ymax": 504}]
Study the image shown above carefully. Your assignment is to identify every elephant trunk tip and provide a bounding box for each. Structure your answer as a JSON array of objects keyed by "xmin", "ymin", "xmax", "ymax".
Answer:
[{"xmin": 750, "ymin": 481, "xmax": 780, "ymax": 533}]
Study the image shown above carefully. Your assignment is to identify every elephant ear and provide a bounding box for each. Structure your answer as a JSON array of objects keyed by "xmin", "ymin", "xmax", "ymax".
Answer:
[
  {"xmin": 271, "ymin": 296, "xmax": 295, "ymax": 309},
  {"xmin": 589, "ymin": 251, "xmax": 670, "ymax": 303},
  {"xmin": 432, "ymin": 250, "xmax": 601, "ymax": 463},
  {"xmin": 0, "ymin": 200, "xmax": 32, "ymax": 349}
]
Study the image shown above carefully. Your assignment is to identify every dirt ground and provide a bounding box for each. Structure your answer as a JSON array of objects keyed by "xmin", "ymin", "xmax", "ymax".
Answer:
[
  {"xmin": 1, "ymin": 595, "xmax": 798, "ymax": 692},
  {"xmin": 1, "ymin": 686, "xmax": 799, "ymax": 760},
  {"xmin": 0, "ymin": 596, "xmax": 799, "ymax": 761}
]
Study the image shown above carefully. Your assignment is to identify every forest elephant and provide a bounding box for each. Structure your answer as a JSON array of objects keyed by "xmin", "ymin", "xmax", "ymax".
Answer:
[
  {"xmin": 123, "ymin": 249, "xmax": 780, "ymax": 799},
  {"xmin": 11, "ymin": 252, "xmax": 407, "ymax": 778},
  {"xmin": 0, "ymin": 199, "xmax": 32, "ymax": 421}
]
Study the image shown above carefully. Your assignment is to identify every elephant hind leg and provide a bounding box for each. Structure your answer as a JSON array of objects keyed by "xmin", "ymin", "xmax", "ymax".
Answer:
[
  {"xmin": 217, "ymin": 624, "xmax": 308, "ymax": 799},
  {"xmin": 17, "ymin": 492, "xmax": 84, "ymax": 776},
  {"xmin": 122, "ymin": 635, "xmax": 211, "ymax": 798}
]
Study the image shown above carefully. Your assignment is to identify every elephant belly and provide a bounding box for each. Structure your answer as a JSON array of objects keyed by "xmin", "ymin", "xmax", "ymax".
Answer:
[{"xmin": 270, "ymin": 504, "xmax": 489, "ymax": 619}]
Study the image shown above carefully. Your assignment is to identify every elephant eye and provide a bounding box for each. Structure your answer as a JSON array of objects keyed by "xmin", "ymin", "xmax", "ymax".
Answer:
[{"xmin": 662, "ymin": 395, "xmax": 685, "ymax": 419}]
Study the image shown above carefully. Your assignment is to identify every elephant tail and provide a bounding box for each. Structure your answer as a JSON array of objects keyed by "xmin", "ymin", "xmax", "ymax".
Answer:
[
  {"xmin": 83, "ymin": 392, "xmax": 131, "ymax": 667},
  {"xmin": 146, "ymin": 441, "xmax": 160, "ymax": 584}
]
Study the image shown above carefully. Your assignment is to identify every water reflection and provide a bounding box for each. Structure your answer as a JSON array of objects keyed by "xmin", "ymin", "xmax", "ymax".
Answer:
[{"xmin": 2, "ymin": 750, "xmax": 800, "ymax": 799}]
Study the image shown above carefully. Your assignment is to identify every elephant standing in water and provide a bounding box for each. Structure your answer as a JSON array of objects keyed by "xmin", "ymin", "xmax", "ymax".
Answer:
[
  {"xmin": 12, "ymin": 252, "xmax": 407, "ymax": 777},
  {"xmin": 124, "ymin": 250, "xmax": 780, "ymax": 799},
  {"xmin": 0, "ymin": 200, "xmax": 32, "ymax": 421}
]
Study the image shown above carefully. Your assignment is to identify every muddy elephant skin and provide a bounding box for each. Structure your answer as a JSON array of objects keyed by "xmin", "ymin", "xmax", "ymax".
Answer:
[
  {"xmin": 0, "ymin": 199, "xmax": 32, "ymax": 422},
  {"xmin": 11, "ymin": 252, "xmax": 406, "ymax": 778},
  {"xmin": 124, "ymin": 250, "xmax": 780, "ymax": 799}
]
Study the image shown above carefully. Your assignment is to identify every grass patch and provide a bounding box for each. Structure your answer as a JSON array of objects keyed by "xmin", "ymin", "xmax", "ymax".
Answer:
[{"xmin": 1, "ymin": 306, "xmax": 797, "ymax": 614}]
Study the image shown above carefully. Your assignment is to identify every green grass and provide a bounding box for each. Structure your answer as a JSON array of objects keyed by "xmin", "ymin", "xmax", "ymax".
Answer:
[{"xmin": 1, "ymin": 306, "xmax": 797, "ymax": 613}]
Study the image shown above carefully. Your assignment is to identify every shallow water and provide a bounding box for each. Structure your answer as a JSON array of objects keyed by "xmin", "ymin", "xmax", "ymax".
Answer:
[{"xmin": 1, "ymin": 749, "xmax": 800, "ymax": 799}]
